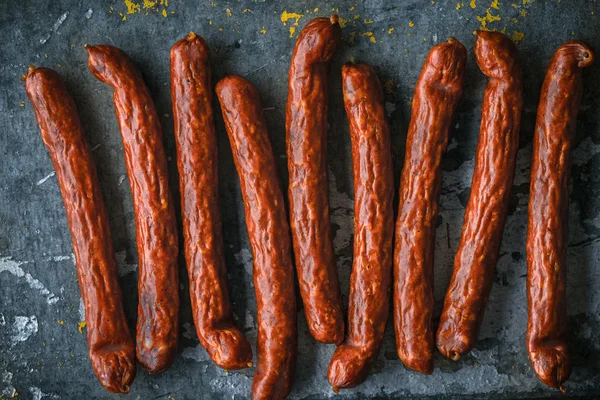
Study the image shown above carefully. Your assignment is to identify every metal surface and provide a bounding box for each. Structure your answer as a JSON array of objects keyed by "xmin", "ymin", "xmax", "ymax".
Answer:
[{"xmin": 1, "ymin": 1, "xmax": 600, "ymax": 399}]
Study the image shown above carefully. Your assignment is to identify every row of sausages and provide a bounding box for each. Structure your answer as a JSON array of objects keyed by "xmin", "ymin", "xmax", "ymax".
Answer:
[{"xmin": 24, "ymin": 14, "xmax": 594, "ymax": 398}]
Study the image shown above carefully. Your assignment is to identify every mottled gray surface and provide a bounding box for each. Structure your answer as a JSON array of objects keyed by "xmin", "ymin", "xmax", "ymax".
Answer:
[{"xmin": 1, "ymin": 0, "xmax": 600, "ymax": 399}]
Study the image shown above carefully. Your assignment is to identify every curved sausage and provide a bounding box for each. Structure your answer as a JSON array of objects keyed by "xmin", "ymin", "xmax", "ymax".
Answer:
[
  {"xmin": 24, "ymin": 66, "xmax": 135, "ymax": 393},
  {"xmin": 526, "ymin": 41, "xmax": 594, "ymax": 392},
  {"xmin": 436, "ymin": 31, "xmax": 523, "ymax": 360},
  {"xmin": 170, "ymin": 33, "xmax": 252, "ymax": 370},
  {"xmin": 393, "ymin": 38, "xmax": 467, "ymax": 374},
  {"xmin": 216, "ymin": 75, "xmax": 296, "ymax": 400},
  {"xmin": 286, "ymin": 15, "xmax": 344, "ymax": 345},
  {"xmin": 86, "ymin": 45, "xmax": 179, "ymax": 374},
  {"xmin": 327, "ymin": 63, "xmax": 394, "ymax": 391}
]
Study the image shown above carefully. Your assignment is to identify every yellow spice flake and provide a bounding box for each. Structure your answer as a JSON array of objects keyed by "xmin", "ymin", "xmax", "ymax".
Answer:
[
  {"xmin": 370, "ymin": 36, "xmax": 376, "ymax": 43},
  {"xmin": 260, "ymin": 27, "xmax": 266, "ymax": 34},
  {"xmin": 456, "ymin": 3, "xmax": 462, "ymax": 10},
  {"xmin": 470, "ymin": 0, "xmax": 477, "ymax": 8},
  {"xmin": 314, "ymin": 7, "xmax": 319, "ymax": 12},
  {"xmin": 354, "ymin": 14, "xmax": 360, "ymax": 20},
  {"xmin": 209, "ymin": 20, "xmax": 212, "ymax": 25},
  {"xmin": 162, "ymin": 9, "xmax": 167, "ymax": 17},
  {"xmin": 477, "ymin": 8, "xmax": 501, "ymax": 29},
  {"xmin": 338, "ymin": 16, "xmax": 349, "ymax": 28},
  {"xmin": 388, "ymin": 27, "xmax": 395, "ymax": 34},
  {"xmin": 242, "ymin": 9, "xmax": 252, "ymax": 13},
  {"xmin": 350, "ymin": 56, "xmax": 355, "ymax": 63},
  {"xmin": 512, "ymin": 31, "xmax": 524, "ymax": 42},
  {"xmin": 78, "ymin": 322, "xmax": 86, "ymax": 334},
  {"xmin": 289, "ymin": 26, "xmax": 296, "ymax": 38},
  {"xmin": 124, "ymin": 0, "xmax": 140, "ymax": 14},
  {"xmin": 226, "ymin": 8, "xmax": 232, "ymax": 17},
  {"xmin": 408, "ymin": 20, "xmax": 415, "ymax": 27},
  {"xmin": 364, "ymin": 18, "xmax": 373, "ymax": 24},
  {"xmin": 143, "ymin": 0, "xmax": 156, "ymax": 9},
  {"xmin": 57, "ymin": 320, "xmax": 64, "ymax": 325},
  {"xmin": 520, "ymin": 9, "xmax": 527, "ymax": 16},
  {"xmin": 280, "ymin": 10, "xmax": 303, "ymax": 26},
  {"xmin": 491, "ymin": 0, "xmax": 500, "ymax": 9}
]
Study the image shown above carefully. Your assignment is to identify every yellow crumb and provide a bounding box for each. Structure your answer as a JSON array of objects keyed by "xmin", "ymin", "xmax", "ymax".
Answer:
[
  {"xmin": 289, "ymin": 26, "xmax": 296, "ymax": 37},
  {"xmin": 226, "ymin": 8, "xmax": 232, "ymax": 17},
  {"xmin": 78, "ymin": 321, "xmax": 87, "ymax": 334},
  {"xmin": 57, "ymin": 320, "xmax": 64, "ymax": 325},
  {"xmin": 314, "ymin": 7, "xmax": 318, "ymax": 12},
  {"xmin": 491, "ymin": 0, "xmax": 500, "ymax": 9},
  {"xmin": 364, "ymin": 18, "xmax": 373, "ymax": 24},
  {"xmin": 512, "ymin": 31, "xmax": 524, "ymax": 42},
  {"xmin": 338, "ymin": 16, "xmax": 349, "ymax": 28},
  {"xmin": 370, "ymin": 36, "xmax": 376, "ymax": 43},
  {"xmin": 260, "ymin": 27, "xmax": 266, "ymax": 34},
  {"xmin": 162, "ymin": 9, "xmax": 167, "ymax": 17},
  {"xmin": 350, "ymin": 56, "xmax": 355, "ymax": 63},
  {"xmin": 408, "ymin": 20, "xmax": 414, "ymax": 27},
  {"xmin": 520, "ymin": 9, "xmax": 527, "ymax": 16},
  {"xmin": 470, "ymin": 0, "xmax": 477, "ymax": 8},
  {"xmin": 388, "ymin": 27, "xmax": 394, "ymax": 34},
  {"xmin": 280, "ymin": 10, "xmax": 303, "ymax": 26}
]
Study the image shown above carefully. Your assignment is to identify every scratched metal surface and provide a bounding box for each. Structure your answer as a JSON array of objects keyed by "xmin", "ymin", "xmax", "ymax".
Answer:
[{"xmin": 1, "ymin": 0, "xmax": 600, "ymax": 399}]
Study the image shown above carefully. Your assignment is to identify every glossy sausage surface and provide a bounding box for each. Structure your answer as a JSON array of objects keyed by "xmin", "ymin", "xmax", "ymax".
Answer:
[
  {"xmin": 170, "ymin": 33, "xmax": 252, "ymax": 370},
  {"xmin": 24, "ymin": 66, "xmax": 135, "ymax": 393},
  {"xmin": 393, "ymin": 38, "xmax": 467, "ymax": 374},
  {"xmin": 216, "ymin": 75, "xmax": 296, "ymax": 400},
  {"xmin": 286, "ymin": 15, "xmax": 344, "ymax": 345},
  {"xmin": 327, "ymin": 63, "xmax": 394, "ymax": 391},
  {"xmin": 526, "ymin": 40, "xmax": 594, "ymax": 392},
  {"xmin": 436, "ymin": 31, "xmax": 523, "ymax": 360},
  {"xmin": 86, "ymin": 45, "xmax": 179, "ymax": 374}
]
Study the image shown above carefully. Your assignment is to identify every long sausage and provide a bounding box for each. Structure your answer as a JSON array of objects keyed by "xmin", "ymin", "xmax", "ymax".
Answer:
[
  {"xmin": 86, "ymin": 45, "xmax": 179, "ymax": 374},
  {"xmin": 327, "ymin": 63, "xmax": 394, "ymax": 391},
  {"xmin": 24, "ymin": 66, "xmax": 136, "ymax": 393},
  {"xmin": 286, "ymin": 15, "xmax": 344, "ymax": 345},
  {"xmin": 170, "ymin": 33, "xmax": 252, "ymax": 370},
  {"xmin": 216, "ymin": 75, "xmax": 296, "ymax": 400},
  {"xmin": 393, "ymin": 38, "xmax": 467, "ymax": 374},
  {"xmin": 527, "ymin": 40, "xmax": 594, "ymax": 392},
  {"xmin": 436, "ymin": 31, "xmax": 523, "ymax": 360}
]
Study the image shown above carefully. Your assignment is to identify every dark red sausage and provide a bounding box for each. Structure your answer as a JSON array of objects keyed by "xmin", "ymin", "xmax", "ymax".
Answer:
[
  {"xmin": 286, "ymin": 15, "xmax": 344, "ymax": 345},
  {"xmin": 527, "ymin": 40, "xmax": 594, "ymax": 392},
  {"xmin": 216, "ymin": 75, "xmax": 296, "ymax": 400},
  {"xmin": 170, "ymin": 33, "xmax": 252, "ymax": 370},
  {"xmin": 86, "ymin": 45, "xmax": 179, "ymax": 374},
  {"xmin": 327, "ymin": 62, "xmax": 394, "ymax": 391},
  {"xmin": 24, "ymin": 66, "xmax": 135, "ymax": 393},
  {"xmin": 393, "ymin": 38, "xmax": 467, "ymax": 374},
  {"xmin": 436, "ymin": 31, "xmax": 523, "ymax": 360}
]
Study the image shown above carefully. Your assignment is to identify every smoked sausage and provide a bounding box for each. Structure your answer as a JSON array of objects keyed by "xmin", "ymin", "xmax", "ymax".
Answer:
[
  {"xmin": 286, "ymin": 15, "xmax": 344, "ymax": 345},
  {"xmin": 393, "ymin": 38, "xmax": 467, "ymax": 374},
  {"xmin": 86, "ymin": 45, "xmax": 179, "ymax": 374},
  {"xmin": 170, "ymin": 33, "xmax": 252, "ymax": 370},
  {"xmin": 216, "ymin": 75, "xmax": 296, "ymax": 400},
  {"xmin": 24, "ymin": 66, "xmax": 136, "ymax": 393},
  {"xmin": 436, "ymin": 31, "xmax": 523, "ymax": 360},
  {"xmin": 327, "ymin": 63, "xmax": 394, "ymax": 391},
  {"xmin": 526, "ymin": 40, "xmax": 594, "ymax": 392}
]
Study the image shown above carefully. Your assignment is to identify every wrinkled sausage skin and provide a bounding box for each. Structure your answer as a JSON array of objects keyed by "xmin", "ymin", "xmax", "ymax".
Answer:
[
  {"xmin": 436, "ymin": 31, "xmax": 523, "ymax": 361},
  {"xmin": 86, "ymin": 45, "xmax": 179, "ymax": 374},
  {"xmin": 393, "ymin": 38, "xmax": 467, "ymax": 375},
  {"xmin": 526, "ymin": 41, "xmax": 594, "ymax": 392},
  {"xmin": 327, "ymin": 63, "xmax": 394, "ymax": 391},
  {"xmin": 216, "ymin": 75, "xmax": 296, "ymax": 400},
  {"xmin": 286, "ymin": 15, "xmax": 344, "ymax": 345},
  {"xmin": 170, "ymin": 33, "xmax": 252, "ymax": 370},
  {"xmin": 24, "ymin": 66, "xmax": 136, "ymax": 393}
]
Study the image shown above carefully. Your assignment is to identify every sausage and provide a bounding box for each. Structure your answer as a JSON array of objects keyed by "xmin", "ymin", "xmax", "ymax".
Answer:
[
  {"xmin": 24, "ymin": 66, "xmax": 135, "ymax": 393},
  {"xmin": 86, "ymin": 45, "xmax": 179, "ymax": 374},
  {"xmin": 327, "ymin": 63, "xmax": 394, "ymax": 391},
  {"xmin": 286, "ymin": 15, "xmax": 344, "ymax": 345},
  {"xmin": 436, "ymin": 31, "xmax": 523, "ymax": 360},
  {"xmin": 526, "ymin": 41, "xmax": 594, "ymax": 392},
  {"xmin": 170, "ymin": 33, "xmax": 252, "ymax": 370},
  {"xmin": 216, "ymin": 75, "xmax": 296, "ymax": 400},
  {"xmin": 393, "ymin": 38, "xmax": 467, "ymax": 374}
]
